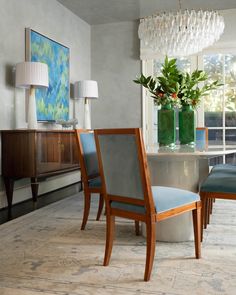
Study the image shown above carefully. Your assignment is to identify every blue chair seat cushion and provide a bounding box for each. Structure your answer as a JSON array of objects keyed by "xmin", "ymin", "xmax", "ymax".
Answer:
[
  {"xmin": 111, "ymin": 186, "xmax": 199, "ymax": 214},
  {"xmin": 200, "ymin": 171, "xmax": 236, "ymax": 194},
  {"xmin": 88, "ymin": 177, "xmax": 102, "ymax": 188}
]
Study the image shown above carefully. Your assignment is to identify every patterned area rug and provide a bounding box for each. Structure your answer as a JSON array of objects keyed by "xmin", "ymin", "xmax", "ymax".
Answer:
[{"xmin": 0, "ymin": 193, "xmax": 236, "ymax": 295}]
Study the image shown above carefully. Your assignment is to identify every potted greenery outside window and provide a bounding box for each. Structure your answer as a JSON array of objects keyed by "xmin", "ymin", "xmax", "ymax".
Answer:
[{"xmin": 134, "ymin": 57, "xmax": 180, "ymax": 147}]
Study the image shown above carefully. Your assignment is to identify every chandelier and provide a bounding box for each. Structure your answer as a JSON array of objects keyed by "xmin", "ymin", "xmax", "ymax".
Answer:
[{"xmin": 138, "ymin": 3, "xmax": 225, "ymax": 56}]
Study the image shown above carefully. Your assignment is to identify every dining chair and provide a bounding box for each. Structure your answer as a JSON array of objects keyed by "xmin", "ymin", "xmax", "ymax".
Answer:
[
  {"xmin": 94, "ymin": 128, "xmax": 201, "ymax": 281},
  {"xmin": 196, "ymin": 127, "xmax": 208, "ymax": 151},
  {"xmin": 201, "ymin": 162, "xmax": 236, "ymax": 231},
  {"xmin": 75, "ymin": 129, "xmax": 104, "ymax": 230},
  {"xmin": 205, "ymin": 162, "xmax": 236, "ymax": 225},
  {"xmin": 200, "ymin": 164, "xmax": 236, "ymax": 240},
  {"xmin": 211, "ymin": 163, "xmax": 236, "ymax": 173},
  {"xmin": 196, "ymin": 127, "xmax": 212, "ymax": 224}
]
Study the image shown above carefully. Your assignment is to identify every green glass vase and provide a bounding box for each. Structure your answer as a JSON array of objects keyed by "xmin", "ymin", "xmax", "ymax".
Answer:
[
  {"xmin": 158, "ymin": 104, "xmax": 176, "ymax": 147},
  {"xmin": 179, "ymin": 104, "xmax": 196, "ymax": 145}
]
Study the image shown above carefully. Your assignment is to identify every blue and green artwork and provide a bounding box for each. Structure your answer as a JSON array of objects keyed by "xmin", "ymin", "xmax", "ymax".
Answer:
[{"xmin": 30, "ymin": 30, "xmax": 69, "ymax": 121}]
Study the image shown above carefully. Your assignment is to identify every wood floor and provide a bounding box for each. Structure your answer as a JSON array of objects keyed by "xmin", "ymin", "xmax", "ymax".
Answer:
[
  {"xmin": 0, "ymin": 183, "xmax": 81, "ymax": 225},
  {"xmin": 0, "ymin": 192, "xmax": 236, "ymax": 294}
]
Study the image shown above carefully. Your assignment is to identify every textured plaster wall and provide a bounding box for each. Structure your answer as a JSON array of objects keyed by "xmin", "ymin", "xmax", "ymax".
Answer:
[
  {"xmin": 0, "ymin": 0, "xmax": 91, "ymax": 208},
  {"xmin": 91, "ymin": 21, "xmax": 141, "ymax": 128}
]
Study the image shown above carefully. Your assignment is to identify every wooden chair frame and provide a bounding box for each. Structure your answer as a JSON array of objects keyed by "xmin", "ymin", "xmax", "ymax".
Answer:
[
  {"xmin": 196, "ymin": 127, "xmax": 213, "ymax": 228},
  {"xmin": 95, "ymin": 128, "xmax": 201, "ymax": 281},
  {"xmin": 75, "ymin": 129, "xmax": 104, "ymax": 230}
]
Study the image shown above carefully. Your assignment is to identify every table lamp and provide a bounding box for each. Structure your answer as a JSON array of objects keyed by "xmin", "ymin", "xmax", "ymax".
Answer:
[
  {"xmin": 15, "ymin": 61, "xmax": 49, "ymax": 129},
  {"xmin": 74, "ymin": 80, "xmax": 98, "ymax": 129}
]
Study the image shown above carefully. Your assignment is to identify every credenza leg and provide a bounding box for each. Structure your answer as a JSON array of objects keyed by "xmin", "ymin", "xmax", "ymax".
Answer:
[
  {"xmin": 3, "ymin": 177, "xmax": 14, "ymax": 220},
  {"xmin": 31, "ymin": 177, "xmax": 39, "ymax": 209}
]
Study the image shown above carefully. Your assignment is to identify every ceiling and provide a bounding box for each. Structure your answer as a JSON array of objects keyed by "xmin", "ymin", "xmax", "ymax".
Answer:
[{"xmin": 57, "ymin": 0, "xmax": 236, "ymax": 25}]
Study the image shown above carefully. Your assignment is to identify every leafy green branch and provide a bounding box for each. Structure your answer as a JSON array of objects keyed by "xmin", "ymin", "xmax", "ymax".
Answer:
[{"xmin": 134, "ymin": 56, "xmax": 222, "ymax": 109}]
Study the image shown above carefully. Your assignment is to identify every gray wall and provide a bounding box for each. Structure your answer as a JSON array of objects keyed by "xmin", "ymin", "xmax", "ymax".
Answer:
[
  {"xmin": 0, "ymin": 0, "xmax": 91, "ymax": 208},
  {"xmin": 0, "ymin": 1, "xmax": 143, "ymax": 208},
  {"xmin": 91, "ymin": 21, "xmax": 142, "ymax": 128}
]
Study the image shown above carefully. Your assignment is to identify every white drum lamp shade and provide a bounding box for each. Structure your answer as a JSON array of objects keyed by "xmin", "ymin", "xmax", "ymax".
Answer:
[
  {"xmin": 16, "ymin": 62, "xmax": 49, "ymax": 88},
  {"xmin": 15, "ymin": 62, "xmax": 49, "ymax": 129},
  {"xmin": 74, "ymin": 80, "xmax": 98, "ymax": 99},
  {"xmin": 74, "ymin": 80, "xmax": 98, "ymax": 129}
]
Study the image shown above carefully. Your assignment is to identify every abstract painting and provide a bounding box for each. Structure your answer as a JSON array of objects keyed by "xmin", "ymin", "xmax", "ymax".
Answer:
[{"xmin": 26, "ymin": 28, "xmax": 69, "ymax": 121}]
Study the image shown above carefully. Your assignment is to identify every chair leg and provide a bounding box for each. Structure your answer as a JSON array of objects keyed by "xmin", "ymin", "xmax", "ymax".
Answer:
[
  {"xmin": 207, "ymin": 198, "xmax": 213, "ymax": 226},
  {"xmin": 204, "ymin": 197, "xmax": 209, "ymax": 229},
  {"xmin": 201, "ymin": 198, "xmax": 206, "ymax": 242},
  {"xmin": 81, "ymin": 190, "xmax": 91, "ymax": 230},
  {"xmin": 96, "ymin": 194, "xmax": 104, "ymax": 221},
  {"xmin": 103, "ymin": 214, "xmax": 115, "ymax": 266},
  {"xmin": 210, "ymin": 198, "xmax": 213, "ymax": 214},
  {"xmin": 200, "ymin": 193, "xmax": 206, "ymax": 242},
  {"xmin": 144, "ymin": 218, "xmax": 156, "ymax": 281},
  {"xmin": 207, "ymin": 198, "xmax": 211, "ymax": 226},
  {"xmin": 135, "ymin": 220, "xmax": 140, "ymax": 236},
  {"xmin": 192, "ymin": 206, "xmax": 201, "ymax": 259}
]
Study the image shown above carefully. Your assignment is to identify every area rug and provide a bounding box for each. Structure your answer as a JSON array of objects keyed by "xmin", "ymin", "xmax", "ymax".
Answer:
[{"xmin": 0, "ymin": 193, "xmax": 236, "ymax": 294}]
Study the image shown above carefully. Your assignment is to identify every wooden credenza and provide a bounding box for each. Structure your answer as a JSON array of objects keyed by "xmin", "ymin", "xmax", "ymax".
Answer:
[{"xmin": 1, "ymin": 130, "xmax": 80, "ymax": 218}]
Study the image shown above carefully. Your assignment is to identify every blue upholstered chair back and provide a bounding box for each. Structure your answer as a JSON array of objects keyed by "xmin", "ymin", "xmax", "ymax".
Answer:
[
  {"xmin": 196, "ymin": 128, "xmax": 208, "ymax": 151},
  {"xmin": 80, "ymin": 133, "xmax": 99, "ymax": 177},
  {"xmin": 96, "ymin": 134, "xmax": 144, "ymax": 200}
]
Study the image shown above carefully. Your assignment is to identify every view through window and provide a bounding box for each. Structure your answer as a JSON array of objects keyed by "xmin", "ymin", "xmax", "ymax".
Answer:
[
  {"xmin": 203, "ymin": 54, "xmax": 236, "ymax": 164},
  {"xmin": 144, "ymin": 54, "xmax": 236, "ymax": 165}
]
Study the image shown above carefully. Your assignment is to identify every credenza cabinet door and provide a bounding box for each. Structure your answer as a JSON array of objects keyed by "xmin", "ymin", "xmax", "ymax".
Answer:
[
  {"xmin": 37, "ymin": 132, "xmax": 61, "ymax": 173},
  {"xmin": 2, "ymin": 131, "xmax": 36, "ymax": 177},
  {"xmin": 60, "ymin": 132, "xmax": 79, "ymax": 169},
  {"xmin": 36, "ymin": 131, "xmax": 79, "ymax": 174}
]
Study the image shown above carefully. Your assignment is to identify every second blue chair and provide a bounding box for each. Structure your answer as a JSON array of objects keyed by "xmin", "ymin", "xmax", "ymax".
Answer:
[
  {"xmin": 75, "ymin": 129, "xmax": 104, "ymax": 230},
  {"xmin": 200, "ymin": 162, "xmax": 236, "ymax": 240}
]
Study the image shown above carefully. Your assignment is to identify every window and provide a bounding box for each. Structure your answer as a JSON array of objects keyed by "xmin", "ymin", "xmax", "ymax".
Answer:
[
  {"xmin": 143, "ymin": 53, "xmax": 236, "ymax": 164},
  {"xmin": 203, "ymin": 54, "xmax": 236, "ymax": 164}
]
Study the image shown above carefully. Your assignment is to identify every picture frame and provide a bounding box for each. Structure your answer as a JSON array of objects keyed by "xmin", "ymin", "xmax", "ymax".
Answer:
[{"xmin": 25, "ymin": 28, "xmax": 70, "ymax": 121}]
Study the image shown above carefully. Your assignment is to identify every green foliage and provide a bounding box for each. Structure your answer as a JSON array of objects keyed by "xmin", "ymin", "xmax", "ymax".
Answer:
[
  {"xmin": 134, "ymin": 56, "xmax": 180, "ymax": 107},
  {"xmin": 134, "ymin": 56, "xmax": 222, "ymax": 109},
  {"xmin": 179, "ymin": 70, "xmax": 222, "ymax": 108},
  {"xmin": 158, "ymin": 56, "xmax": 180, "ymax": 94}
]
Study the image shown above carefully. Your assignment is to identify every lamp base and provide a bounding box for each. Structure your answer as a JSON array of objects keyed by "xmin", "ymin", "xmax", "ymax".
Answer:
[
  {"xmin": 84, "ymin": 98, "xmax": 91, "ymax": 129},
  {"xmin": 28, "ymin": 87, "xmax": 38, "ymax": 129}
]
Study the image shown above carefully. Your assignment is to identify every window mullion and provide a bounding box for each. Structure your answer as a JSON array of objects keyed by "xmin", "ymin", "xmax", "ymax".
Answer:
[
  {"xmin": 142, "ymin": 60, "xmax": 155, "ymax": 147},
  {"xmin": 196, "ymin": 55, "xmax": 205, "ymax": 127}
]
